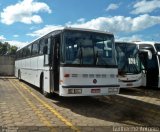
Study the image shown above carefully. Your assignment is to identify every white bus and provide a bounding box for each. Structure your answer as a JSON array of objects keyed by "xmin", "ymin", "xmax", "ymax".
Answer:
[
  {"xmin": 15, "ymin": 27, "xmax": 120, "ymax": 96},
  {"xmin": 136, "ymin": 41, "xmax": 160, "ymax": 88},
  {"xmin": 115, "ymin": 41, "xmax": 142, "ymax": 88}
]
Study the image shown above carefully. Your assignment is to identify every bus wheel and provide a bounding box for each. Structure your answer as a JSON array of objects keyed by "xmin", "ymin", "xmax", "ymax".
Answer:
[
  {"xmin": 18, "ymin": 70, "xmax": 21, "ymax": 81},
  {"xmin": 40, "ymin": 76, "xmax": 49, "ymax": 97}
]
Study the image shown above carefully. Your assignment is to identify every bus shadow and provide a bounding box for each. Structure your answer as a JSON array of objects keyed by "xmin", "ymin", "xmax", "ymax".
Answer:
[
  {"xmin": 119, "ymin": 87, "xmax": 160, "ymax": 99},
  {"xmin": 50, "ymin": 95, "xmax": 160, "ymax": 126},
  {"xmin": 19, "ymin": 80, "xmax": 160, "ymax": 126},
  {"xmin": 19, "ymin": 80, "xmax": 42, "ymax": 93}
]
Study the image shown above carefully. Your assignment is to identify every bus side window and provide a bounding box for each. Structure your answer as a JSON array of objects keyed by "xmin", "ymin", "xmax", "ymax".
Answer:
[
  {"xmin": 39, "ymin": 38, "xmax": 50, "ymax": 55},
  {"xmin": 43, "ymin": 45, "xmax": 48, "ymax": 54},
  {"xmin": 39, "ymin": 39, "xmax": 45, "ymax": 54},
  {"xmin": 26, "ymin": 45, "xmax": 31, "ymax": 57},
  {"xmin": 32, "ymin": 43, "xmax": 39, "ymax": 55},
  {"xmin": 19, "ymin": 50, "xmax": 22, "ymax": 59},
  {"xmin": 43, "ymin": 38, "xmax": 49, "ymax": 54},
  {"xmin": 22, "ymin": 48, "xmax": 26, "ymax": 58}
]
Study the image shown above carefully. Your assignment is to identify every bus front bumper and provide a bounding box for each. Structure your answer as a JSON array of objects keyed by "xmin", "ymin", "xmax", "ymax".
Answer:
[{"xmin": 59, "ymin": 85, "xmax": 120, "ymax": 97}]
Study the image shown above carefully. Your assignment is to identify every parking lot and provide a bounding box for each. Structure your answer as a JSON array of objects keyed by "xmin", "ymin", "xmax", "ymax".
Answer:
[{"xmin": 0, "ymin": 78, "xmax": 160, "ymax": 132}]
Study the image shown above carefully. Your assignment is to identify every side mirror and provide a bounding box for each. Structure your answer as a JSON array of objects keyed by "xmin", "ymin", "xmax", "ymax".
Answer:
[
  {"xmin": 147, "ymin": 50, "xmax": 152, "ymax": 60},
  {"xmin": 157, "ymin": 52, "xmax": 160, "ymax": 55}
]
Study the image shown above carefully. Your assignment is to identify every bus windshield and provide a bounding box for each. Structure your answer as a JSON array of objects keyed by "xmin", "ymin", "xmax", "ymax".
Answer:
[
  {"xmin": 63, "ymin": 30, "xmax": 116, "ymax": 66},
  {"xmin": 116, "ymin": 43, "xmax": 141, "ymax": 74}
]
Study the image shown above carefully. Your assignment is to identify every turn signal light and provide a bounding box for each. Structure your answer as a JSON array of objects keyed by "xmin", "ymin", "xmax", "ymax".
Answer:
[{"xmin": 64, "ymin": 73, "xmax": 70, "ymax": 78}]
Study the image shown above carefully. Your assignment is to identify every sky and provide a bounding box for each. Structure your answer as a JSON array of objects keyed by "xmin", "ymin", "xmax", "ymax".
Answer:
[{"xmin": 0, "ymin": 0, "xmax": 160, "ymax": 48}]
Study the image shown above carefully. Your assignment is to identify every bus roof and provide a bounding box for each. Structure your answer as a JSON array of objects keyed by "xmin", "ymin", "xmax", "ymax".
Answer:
[
  {"xmin": 62, "ymin": 27, "xmax": 113, "ymax": 35},
  {"xmin": 115, "ymin": 41, "xmax": 135, "ymax": 44},
  {"xmin": 17, "ymin": 27, "xmax": 113, "ymax": 51},
  {"xmin": 134, "ymin": 41, "xmax": 160, "ymax": 45},
  {"xmin": 37, "ymin": 27, "xmax": 114, "ymax": 40}
]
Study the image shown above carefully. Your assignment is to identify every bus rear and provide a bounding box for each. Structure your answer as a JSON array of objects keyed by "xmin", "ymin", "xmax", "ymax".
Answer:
[{"xmin": 57, "ymin": 29, "xmax": 119, "ymax": 96}]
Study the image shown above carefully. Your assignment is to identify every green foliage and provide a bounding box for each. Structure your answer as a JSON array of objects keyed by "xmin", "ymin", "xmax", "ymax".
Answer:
[{"xmin": 0, "ymin": 41, "xmax": 18, "ymax": 56}]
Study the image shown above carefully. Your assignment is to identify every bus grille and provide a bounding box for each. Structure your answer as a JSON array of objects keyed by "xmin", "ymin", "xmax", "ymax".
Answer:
[{"xmin": 70, "ymin": 74, "xmax": 115, "ymax": 78}]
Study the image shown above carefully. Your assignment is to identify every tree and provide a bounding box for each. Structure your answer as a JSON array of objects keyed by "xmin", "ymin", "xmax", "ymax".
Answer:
[
  {"xmin": 9, "ymin": 45, "xmax": 18, "ymax": 55},
  {"xmin": 0, "ymin": 41, "xmax": 18, "ymax": 56}
]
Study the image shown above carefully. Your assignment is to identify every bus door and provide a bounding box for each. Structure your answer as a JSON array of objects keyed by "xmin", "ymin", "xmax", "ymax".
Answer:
[
  {"xmin": 52, "ymin": 35, "xmax": 60, "ymax": 92},
  {"xmin": 139, "ymin": 50, "xmax": 159, "ymax": 88}
]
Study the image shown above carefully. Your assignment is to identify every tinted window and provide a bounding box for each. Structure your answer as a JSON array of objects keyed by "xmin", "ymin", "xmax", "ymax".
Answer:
[
  {"xmin": 32, "ymin": 43, "xmax": 39, "ymax": 55},
  {"xmin": 19, "ymin": 50, "xmax": 22, "ymax": 58},
  {"xmin": 39, "ymin": 39, "xmax": 45, "ymax": 54},
  {"xmin": 147, "ymin": 55, "xmax": 158, "ymax": 70},
  {"xmin": 39, "ymin": 38, "xmax": 50, "ymax": 54},
  {"xmin": 22, "ymin": 48, "xmax": 26, "ymax": 57},
  {"xmin": 63, "ymin": 31, "xmax": 115, "ymax": 65},
  {"xmin": 26, "ymin": 45, "xmax": 31, "ymax": 57},
  {"xmin": 115, "ymin": 43, "xmax": 141, "ymax": 74}
]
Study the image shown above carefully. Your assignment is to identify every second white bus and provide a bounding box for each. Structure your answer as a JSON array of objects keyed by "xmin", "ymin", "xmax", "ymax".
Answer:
[{"xmin": 115, "ymin": 41, "xmax": 142, "ymax": 88}]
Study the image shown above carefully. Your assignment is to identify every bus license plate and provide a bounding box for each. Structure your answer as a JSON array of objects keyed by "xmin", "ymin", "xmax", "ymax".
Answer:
[
  {"xmin": 91, "ymin": 89, "xmax": 100, "ymax": 93},
  {"xmin": 127, "ymin": 83, "xmax": 133, "ymax": 86}
]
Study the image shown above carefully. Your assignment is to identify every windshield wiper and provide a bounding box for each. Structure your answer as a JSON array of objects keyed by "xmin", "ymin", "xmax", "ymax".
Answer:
[{"xmin": 95, "ymin": 51, "xmax": 98, "ymax": 65}]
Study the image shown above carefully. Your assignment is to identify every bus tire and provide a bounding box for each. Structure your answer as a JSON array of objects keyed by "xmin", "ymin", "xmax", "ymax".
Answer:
[
  {"xmin": 40, "ymin": 74, "xmax": 49, "ymax": 97},
  {"xmin": 18, "ymin": 70, "xmax": 21, "ymax": 81}
]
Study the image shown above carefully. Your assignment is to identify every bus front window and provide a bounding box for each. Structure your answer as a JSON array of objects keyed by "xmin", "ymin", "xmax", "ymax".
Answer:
[
  {"xmin": 63, "ymin": 31, "xmax": 116, "ymax": 66},
  {"xmin": 116, "ymin": 43, "xmax": 141, "ymax": 74}
]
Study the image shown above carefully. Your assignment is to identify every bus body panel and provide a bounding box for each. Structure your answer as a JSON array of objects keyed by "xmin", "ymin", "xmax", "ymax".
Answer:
[
  {"xmin": 43, "ymin": 70, "xmax": 50, "ymax": 93},
  {"xmin": 141, "ymin": 72, "xmax": 146, "ymax": 87},
  {"xmin": 15, "ymin": 56, "xmax": 51, "ymax": 92},
  {"xmin": 60, "ymin": 67, "xmax": 118, "ymax": 86},
  {"xmin": 59, "ymin": 67, "xmax": 119, "ymax": 96},
  {"xmin": 118, "ymin": 73, "xmax": 142, "ymax": 88},
  {"xmin": 59, "ymin": 86, "xmax": 119, "ymax": 97}
]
